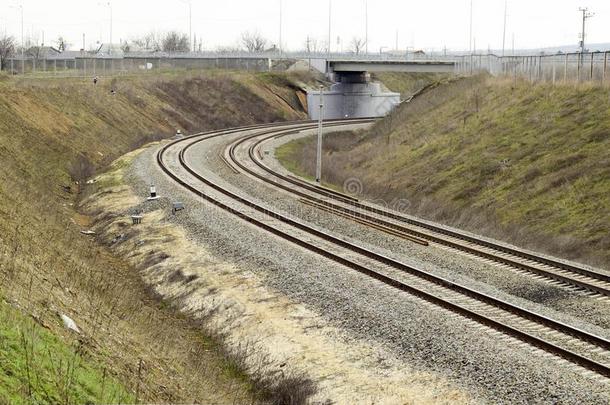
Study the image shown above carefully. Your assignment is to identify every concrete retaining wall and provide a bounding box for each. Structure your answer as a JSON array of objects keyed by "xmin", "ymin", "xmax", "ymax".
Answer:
[{"xmin": 307, "ymin": 82, "xmax": 400, "ymax": 119}]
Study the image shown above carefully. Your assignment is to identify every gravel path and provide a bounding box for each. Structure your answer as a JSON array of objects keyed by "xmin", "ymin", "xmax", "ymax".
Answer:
[{"xmin": 124, "ymin": 130, "xmax": 610, "ymax": 404}]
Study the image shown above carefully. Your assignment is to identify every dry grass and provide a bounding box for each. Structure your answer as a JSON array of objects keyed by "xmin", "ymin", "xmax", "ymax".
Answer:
[
  {"xmin": 0, "ymin": 70, "xmax": 310, "ymax": 403},
  {"xmin": 277, "ymin": 75, "xmax": 610, "ymax": 268},
  {"xmin": 80, "ymin": 153, "xmax": 471, "ymax": 404}
]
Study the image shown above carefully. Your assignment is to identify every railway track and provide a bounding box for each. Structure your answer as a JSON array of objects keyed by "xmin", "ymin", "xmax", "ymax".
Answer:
[
  {"xmin": 157, "ymin": 120, "xmax": 610, "ymax": 382},
  {"xmin": 225, "ymin": 125, "xmax": 610, "ymax": 298}
]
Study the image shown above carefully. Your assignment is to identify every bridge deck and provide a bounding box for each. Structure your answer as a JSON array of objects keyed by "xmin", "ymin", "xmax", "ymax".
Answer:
[{"xmin": 329, "ymin": 60, "xmax": 456, "ymax": 73}]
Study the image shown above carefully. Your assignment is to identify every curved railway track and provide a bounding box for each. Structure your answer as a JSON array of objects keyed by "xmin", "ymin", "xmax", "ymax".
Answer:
[
  {"xmin": 226, "ymin": 125, "xmax": 610, "ymax": 298},
  {"xmin": 157, "ymin": 120, "xmax": 610, "ymax": 381}
]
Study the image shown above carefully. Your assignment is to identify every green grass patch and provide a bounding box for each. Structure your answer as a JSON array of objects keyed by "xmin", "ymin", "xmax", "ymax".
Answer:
[{"xmin": 0, "ymin": 300, "xmax": 132, "ymax": 404}]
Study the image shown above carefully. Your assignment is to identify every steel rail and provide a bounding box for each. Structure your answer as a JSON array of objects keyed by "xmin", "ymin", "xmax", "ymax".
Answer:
[
  {"xmin": 230, "ymin": 128, "xmax": 610, "ymax": 296},
  {"xmin": 155, "ymin": 121, "xmax": 610, "ymax": 378}
]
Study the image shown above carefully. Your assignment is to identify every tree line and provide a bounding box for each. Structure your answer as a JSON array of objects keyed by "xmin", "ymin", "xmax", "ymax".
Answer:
[{"xmin": 0, "ymin": 29, "xmax": 369, "ymax": 69}]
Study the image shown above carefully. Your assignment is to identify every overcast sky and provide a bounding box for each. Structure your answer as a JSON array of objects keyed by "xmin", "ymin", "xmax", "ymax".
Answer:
[{"xmin": 1, "ymin": 0, "xmax": 609, "ymax": 52}]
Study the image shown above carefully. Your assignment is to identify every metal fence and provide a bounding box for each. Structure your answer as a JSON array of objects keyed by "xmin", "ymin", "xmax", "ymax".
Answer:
[
  {"xmin": 1, "ymin": 55, "xmax": 273, "ymax": 77},
  {"xmin": 455, "ymin": 51, "xmax": 610, "ymax": 84},
  {"xmin": 2, "ymin": 50, "xmax": 609, "ymax": 85}
]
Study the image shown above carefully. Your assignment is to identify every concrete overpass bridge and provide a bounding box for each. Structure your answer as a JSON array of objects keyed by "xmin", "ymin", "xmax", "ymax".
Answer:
[{"xmin": 306, "ymin": 59, "xmax": 456, "ymax": 120}]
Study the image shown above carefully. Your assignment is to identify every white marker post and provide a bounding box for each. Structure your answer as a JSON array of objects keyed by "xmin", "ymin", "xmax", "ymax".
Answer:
[
  {"xmin": 147, "ymin": 183, "xmax": 159, "ymax": 201},
  {"xmin": 316, "ymin": 85, "xmax": 324, "ymax": 184}
]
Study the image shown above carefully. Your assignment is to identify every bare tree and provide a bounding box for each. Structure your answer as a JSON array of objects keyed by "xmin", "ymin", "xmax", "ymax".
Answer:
[
  {"xmin": 161, "ymin": 31, "xmax": 190, "ymax": 53},
  {"xmin": 132, "ymin": 32, "xmax": 162, "ymax": 52},
  {"xmin": 56, "ymin": 36, "xmax": 70, "ymax": 52},
  {"xmin": 120, "ymin": 40, "xmax": 131, "ymax": 53},
  {"xmin": 26, "ymin": 45, "xmax": 43, "ymax": 60},
  {"xmin": 304, "ymin": 36, "xmax": 323, "ymax": 54},
  {"xmin": 0, "ymin": 35, "xmax": 15, "ymax": 70},
  {"xmin": 350, "ymin": 37, "xmax": 367, "ymax": 55},
  {"xmin": 241, "ymin": 31, "xmax": 267, "ymax": 53}
]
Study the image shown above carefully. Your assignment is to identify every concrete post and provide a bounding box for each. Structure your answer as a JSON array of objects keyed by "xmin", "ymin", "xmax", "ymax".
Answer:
[
  {"xmin": 590, "ymin": 52, "xmax": 594, "ymax": 81},
  {"xmin": 602, "ymin": 52, "xmax": 608, "ymax": 84},
  {"xmin": 513, "ymin": 57, "xmax": 517, "ymax": 86},
  {"xmin": 564, "ymin": 53, "xmax": 568, "ymax": 83},
  {"xmin": 316, "ymin": 85, "xmax": 324, "ymax": 184}
]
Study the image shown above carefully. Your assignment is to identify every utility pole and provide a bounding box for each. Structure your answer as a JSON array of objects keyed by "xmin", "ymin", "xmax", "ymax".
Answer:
[
  {"xmin": 502, "ymin": 0, "xmax": 507, "ymax": 56},
  {"xmin": 395, "ymin": 29, "xmax": 398, "ymax": 52},
  {"xmin": 316, "ymin": 85, "xmax": 324, "ymax": 184},
  {"xmin": 107, "ymin": 2, "xmax": 112, "ymax": 54},
  {"xmin": 365, "ymin": 0, "xmax": 369, "ymax": 55},
  {"xmin": 97, "ymin": 2, "xmax": 112, "ymax": 54},
  {"xmin": 328, "ymin": 0, "xmax": 332, "ymax": 55},
  {"xmin": 579, "ymin": 7, "xmax": 594, "ymax": 54},
  {"xmin": 8, "ymin": 4, "xmax": 24, "ymax": 72},
  {"xmin": 469, "ymin": 0, "xmax": 473, "ymax": 54},
  {"xmin": 19, "ymin": 5, "xmax": 24, "ymax": 74},
  {"xmin": 178, "ymin": 0, "xmax": 192, "ymax": 52}
]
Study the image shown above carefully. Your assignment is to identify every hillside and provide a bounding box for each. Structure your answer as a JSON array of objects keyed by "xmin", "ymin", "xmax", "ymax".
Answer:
[
  {"xmin": 0, "ymin": 70, "xmax": 309, "ymax": 403},
  {"xmin": 371, "ymin": 72, "xmax": 450, "ymax": 98},
  {"xmin": 276, "ymin": 76, "xmax": 610, "ymax": 268}
]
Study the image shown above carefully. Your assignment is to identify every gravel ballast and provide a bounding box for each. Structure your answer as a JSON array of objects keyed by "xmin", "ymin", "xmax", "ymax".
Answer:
[
  {"xmin": 120, "ymin": 129, "xmax": 610, "ymax": 404},
  {"xmin": 200, "ymin": 127, "xmax": 610, "ymax": 333}
]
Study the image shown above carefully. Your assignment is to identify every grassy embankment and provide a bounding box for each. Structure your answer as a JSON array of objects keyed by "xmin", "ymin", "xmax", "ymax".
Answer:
[
  {"xmin": 371, "ymin": 72, "xmax": 451, "ymax": 98},
  {"xmin": 0, "ymin": 69, "xmax": 312, "ymax": 403},
  {"xmin": 276, "ymin": 75, "xmax": 610, "ymax": 267}
]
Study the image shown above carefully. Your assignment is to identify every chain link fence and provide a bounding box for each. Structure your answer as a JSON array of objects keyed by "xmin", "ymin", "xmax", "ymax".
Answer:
[
  {"xmin": 455, "ymin": 51, "xmax": 610, "ymax": 84},
  {"xmin": 1, "ymin": 55, "xmax": 273, "ymax": 77}
]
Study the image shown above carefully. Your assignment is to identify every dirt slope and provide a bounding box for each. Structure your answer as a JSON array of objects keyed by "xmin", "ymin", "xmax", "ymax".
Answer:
[
  {"xmin": 0, "ymin": 70, "xmax": 309, "ymax": 403},
  {"xmin": 277, "ymin": 76, "xmax": 610, "ymax": 267}
]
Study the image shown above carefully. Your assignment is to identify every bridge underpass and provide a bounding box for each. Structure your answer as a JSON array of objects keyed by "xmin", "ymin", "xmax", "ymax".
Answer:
[{"xmin": 306, "ymin": 60, "xmax": 456, "ymax": 120}]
